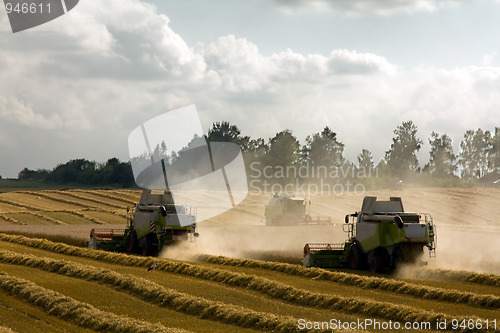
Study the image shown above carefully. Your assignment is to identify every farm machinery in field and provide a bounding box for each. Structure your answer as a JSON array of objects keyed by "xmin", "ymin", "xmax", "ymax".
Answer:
[
  {"xmin": 264, "ymin": 193, "xmax": 331, "ymax": 225},
  {"xmin": 89, "ymin": 189, "xmax": 198, "ymax": 255},
  {"xmin": 303, "ymin": 196, "xmax": 436, "ymax": 273}
]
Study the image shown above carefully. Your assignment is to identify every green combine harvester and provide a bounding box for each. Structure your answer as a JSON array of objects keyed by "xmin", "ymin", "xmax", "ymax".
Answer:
[
  {"xmin": 89, "ymin": 190, "xmax": 198, "ymax": 256},
  {"xmin": 303, "ymin": 196, "xmax": 436, "ymax": 273}
]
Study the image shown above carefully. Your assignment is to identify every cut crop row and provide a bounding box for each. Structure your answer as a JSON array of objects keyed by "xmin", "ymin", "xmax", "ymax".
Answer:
[
  {"xmin": 0, "ymin": 273, "xmax": 188, "ymax": 333},
  {"xmin": 46, "ymin": 190, "xmax": 126, "ymax": 209},
  {"xmin": 73, "ymin": 190, "xmax": 137, "ymax": 206},
  {"xmin": 0, "ymin": 250, "xmax": 314, "ymax": 333},
  {"xmin": 0, "ymin": 234, "xmax": 488, "ymax": 332},
  {"xmin": 197, "ymin": 255, "xmax": 500, "ymax": 308},
  {"xmin": 0, "ymin": 198, "xmax": 36, "ymax": 211}
]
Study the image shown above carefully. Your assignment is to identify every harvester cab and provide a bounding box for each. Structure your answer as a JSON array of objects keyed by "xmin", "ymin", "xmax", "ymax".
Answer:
[
  {"xmin": 89, "ymin": 189, "xmax": 198, "ymax": 256},
  {"xmin": 303, "ymin": 196, "xmax": 436, "ymax": 273}
]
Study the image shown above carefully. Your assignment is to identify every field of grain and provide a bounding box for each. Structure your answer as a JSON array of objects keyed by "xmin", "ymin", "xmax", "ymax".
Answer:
[{"xmin": 0, "ymin": 188, "xmax": 498, "ymax": 332}]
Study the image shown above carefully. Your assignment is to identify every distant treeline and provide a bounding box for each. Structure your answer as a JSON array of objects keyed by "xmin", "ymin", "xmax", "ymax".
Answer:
[
  {"xmin": 13, "ymin": 120, "xmax": 500, "ymax": 189},
  {"xmin": 17, "ymin": 158, "xmax": 135, "ymax": 188}
]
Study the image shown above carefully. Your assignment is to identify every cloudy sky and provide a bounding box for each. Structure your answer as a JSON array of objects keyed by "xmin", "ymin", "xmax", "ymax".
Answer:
[{"xmin": 1, "ymin": 0, "xmax": 500, "ymax": 178}]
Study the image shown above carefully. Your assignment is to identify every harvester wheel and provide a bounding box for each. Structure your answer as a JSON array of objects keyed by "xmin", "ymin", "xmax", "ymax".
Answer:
[
  {"xmin": 370, "ymin": 255, "xmax": 383, "ymax": 274},
  {"xmin": 141, "ymin": 241, "xmax": 150, "ymax": 256},
  {"xmin": 126, "ymin": 230, "xmax": 138, "ymax": 254},
  {"xmin": 349, "ymin": 243, "xmax": 364, "ymax": 270},
  {"xmin": 141, "ymin": 233, "xmax": 157, "ymax": 256}
]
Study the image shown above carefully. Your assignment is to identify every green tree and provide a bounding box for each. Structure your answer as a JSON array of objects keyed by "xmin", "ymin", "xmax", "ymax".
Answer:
[
  {"xmin": 459, "ymin": 130, "xmax": 475, "ymax": 179},
  {"xmin": 424, "ymin": 132, "xmax": 456, "ymax": 177},
  {"xmin": 265, "ymin": 130, "xmax": 300, "ymax": 172},
  {"xmin": 300, "ymin": 127, "xmax": 344, "ymax": 167},
  {"xmin": 206, "ymin": 121, "xmax": 250, "ymax": 149},
  {"xmin": 459, "ymin": 129, "xmax": 491, "ymax": 179},
  {"xmin": 487, "ymin": 127, "xmax": 500, "ymax": 175},
  {"xmin": 19, "ymin": 168, "xmax": 49, "ymax": 181},
  {"xmin": 384, "ymin": 121, "xmax": 423, "ymax": 177},
  {"xmin": 357, "ymin": 149, "xmax": 374, "ymax": 171}
]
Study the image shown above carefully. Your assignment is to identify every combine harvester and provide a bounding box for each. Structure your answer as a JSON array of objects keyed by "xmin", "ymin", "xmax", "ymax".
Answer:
[
  {"xmin": 89, "ymin": 189, "xmax": 198, "ymax": 255},
  {"xmin": 264, "ymin": 193, "xmax": 331, "ymax": 225},
  {"xmin": 303, "ymin": 196, "xmax": 436, "ymax": 273}
]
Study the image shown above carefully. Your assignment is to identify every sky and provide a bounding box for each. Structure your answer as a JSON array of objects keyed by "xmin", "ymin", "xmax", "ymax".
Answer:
[{"xmin": 1, "ymin": 0, "xmax": 500, "ymax": 178}]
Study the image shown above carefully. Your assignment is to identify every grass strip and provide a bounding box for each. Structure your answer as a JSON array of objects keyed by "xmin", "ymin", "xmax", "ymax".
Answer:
[{"xmin": 0, "ymin": 272, "xmax": 187, "ymax": 333}]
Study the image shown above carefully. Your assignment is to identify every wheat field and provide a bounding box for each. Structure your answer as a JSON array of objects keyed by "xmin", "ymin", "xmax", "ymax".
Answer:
[{"xmin": 0, "ymin": 188, "xmax": 498, "ymax": 332}]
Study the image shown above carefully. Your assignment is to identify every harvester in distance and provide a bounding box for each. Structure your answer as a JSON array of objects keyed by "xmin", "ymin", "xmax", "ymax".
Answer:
[
  {"xmin": 89, "ymin": 189, "xmax": 198, "ymax": 255},
  {"xmin": 303, "ymin": 196, "xmax": 436, "ymax": 273},
  {"xmin": 264, "ymin": 193, "xmax": 331, "ymax": 225}
]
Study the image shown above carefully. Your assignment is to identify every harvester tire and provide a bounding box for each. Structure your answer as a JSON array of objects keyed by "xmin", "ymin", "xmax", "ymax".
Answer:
[
  {"xmin": 370, "ymin": 255, "xmax": 383, "ymax": 274},
  {"xmin": 141, "ymin": 241, "xmax": 150, "ymax": 256},
  {"xmin": 126, "ymin": 230, "xmax": 138, "ymax": 254},
  {"xmin": 142, "ymin": 233, "xmax": 158, "ymax": 256},
  {"xmin": 349, "ymin": 243, "xmax": 365, "ymax": 270}
]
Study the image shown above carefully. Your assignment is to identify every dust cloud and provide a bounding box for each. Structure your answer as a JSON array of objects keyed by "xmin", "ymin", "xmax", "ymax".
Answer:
[
  {"xmin": 159, "ymin": 224, "xmax": 348, "ymax": 264},
  {"xmin": 162, "ymin": 188, "xmax": 500, "ymax": 275}
]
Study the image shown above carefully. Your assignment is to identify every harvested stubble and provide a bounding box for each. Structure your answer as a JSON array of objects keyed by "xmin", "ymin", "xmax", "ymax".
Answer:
[
  {"xmin": 198, "ymin": 255, "xmax": 500, "ymax": 309},
  {"xmin": 415, "ymin": 269, "xmax": 500, "ymax": 287},
  {"xmin": 1, "ymin": 211, "xmax": 65, "ymax": 225},
  {"xmin": 73, "ymin": 189, "xmax": 136, "ymax": 205},
  {"xmin": 62, "ymin": 209, "xmax": 106, "ymax": 225},
  {"xmin": 0, "ymin": 214, "xmax": 25, "ymax": 225},
  {"xmin": 17, "ymin": 191, "xmax": 123, "ymax": 213},
  {"xmin": 0, "ymin": 198, "xmax": 36, "ymax": 211},
  {"xmin": 0, "ymin": 273, "xmax": 187, "ymax": 333},
  {"xmin": 0, "ymin": 250, "xmax": 310, "ymax": 333},
  {"xmin": 0, "ymin": 234, "xmax": 490, "ymax": 332},
  {"xmin": 46, "ymin": 190, "xmax": 125, "ymax": 209},
  {"xmin": 0, "ymin": 231, "xmax": 86, "ymax": 247}
]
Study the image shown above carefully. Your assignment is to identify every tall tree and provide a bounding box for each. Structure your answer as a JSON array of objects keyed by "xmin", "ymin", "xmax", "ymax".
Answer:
[
  {"xmin": 206, "ymin": 121, "xmax": 250, "ymax": 149},
  {"xmin": 384, "ymin": 121, "xmax": 423, "ymax": 177},
  {"xmin": 301, "ymin": 127, "xmax": 344, "ymax": 167},
  {"xmin": 265, "ymin": 130, "xmax": 300, "ymax": 170},
  {"xmin": 458, "ymin": 130, "xmax": 475, "ymax": 179},
  {"xmin": 488, "ymin": 127, "xmax": 500, "ymax": 175},
  {"xmin": 459, "ymin": 129, "xmax": 491, "ymax": 179},
  {"xmin": 243, "ymin": 137, "xmax": 268, "ymax": 164},
  {"xmin": 357, "ymin": 149, "xmax": 374, "ymax": 171},
  {"xmin": 425, "ymin": 132, "xmax": 456, "ymax": 177}
]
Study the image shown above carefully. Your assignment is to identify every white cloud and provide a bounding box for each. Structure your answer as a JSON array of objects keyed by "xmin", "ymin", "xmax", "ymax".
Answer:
[
  {"xmin": 0, "ymin": 96, "xmax": 63, "ymax": 130},
  {"xmin": 271, "ymin": 0, "xmax": 458, "ymax": 16},
  {"xmin": 0, "ymin": 0, "xmax": 499, "ymax": 177},
  {"xmin": 482, "ymin": 52, "xmax": 497, "ymax": 65}
]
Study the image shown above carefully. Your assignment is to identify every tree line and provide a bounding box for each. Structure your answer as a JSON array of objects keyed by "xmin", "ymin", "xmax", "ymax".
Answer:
[
  {"xmin": 14, "ymin": 121, "xmax": 500, "ymax": 188},
  {"xmin": 206, "ymin": 121, "xmax": 500, "ymax": 188},
  {"xmin": 17, "ymin": 158, "xmax": 135, "ymax": 188}
]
